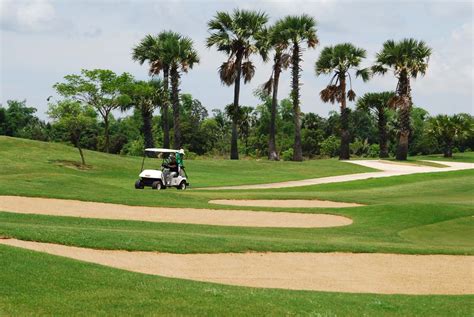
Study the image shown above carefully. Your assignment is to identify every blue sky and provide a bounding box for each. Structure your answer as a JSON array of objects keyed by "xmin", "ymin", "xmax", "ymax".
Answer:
[{"xmin": 1, "ymin": 0, "xmax": 472, "ymax": 120}]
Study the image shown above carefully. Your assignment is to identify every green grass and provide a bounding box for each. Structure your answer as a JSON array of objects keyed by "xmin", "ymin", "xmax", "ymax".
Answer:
[
  {"xmin": 1, "ymin": 137, "xmax": 473, "ymax": 315},
  {"xmin": 0, "ymin": 136, "xmax": 373, "ymax": 189},
  {"xmin": 1, "ymin": 245, "xmax": 472, "ymax": 317},
  {"xmin": 416, "ymin": 151, "xmax": 474, "ymax": 163}
]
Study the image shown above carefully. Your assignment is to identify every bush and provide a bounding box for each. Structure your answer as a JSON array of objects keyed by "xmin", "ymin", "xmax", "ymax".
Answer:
[
  {"xmin": 350, "ymin": 138, "xmax": 370, "ymax": 157},
  {"xmin": 367, "ymin": 144, "xmax": 380, "ymax": 158},
  {"xmin": 184, "ymin": 151, "xmax": 198, "ymax": 160},
  {"xmin": 121, "ymin": 138, "xmax": 144, "ymax": 156},
  {"xmin": 281, "ymin": 148, "xmax": 293, "ymax": 161},
  {"xmin": 320, "ymin": 136, "xmax": 339, "ymax": 157}
]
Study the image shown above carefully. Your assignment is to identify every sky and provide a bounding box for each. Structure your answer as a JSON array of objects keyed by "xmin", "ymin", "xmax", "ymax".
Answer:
[{"xmin": 1, "ymin": 0, "xmax": 473, "ymax": 120}]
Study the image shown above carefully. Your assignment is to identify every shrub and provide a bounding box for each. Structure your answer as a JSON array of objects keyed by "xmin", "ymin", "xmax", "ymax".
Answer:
[
  {"xmin": 367, "ymin": 144, "xmax": 380, "ymax": 158},
  {"xmin": 320, "ymin": 136, "xmax": 339, "ymax": 157},
  {"xmin": 350, "ymin": 138, "xmax": 370, "ymax": 157},
  {"xmin": 121, "ymin": 138, "xmax": 144, "ymax": 156},
  {"xmin": 281, "ymin": 148, "xmax": 294, "ymax": 161}
]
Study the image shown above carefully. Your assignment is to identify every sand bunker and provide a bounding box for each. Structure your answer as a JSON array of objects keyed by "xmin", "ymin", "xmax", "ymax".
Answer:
[
  {"xmin": 1, "ymin": 238, "xmax": 472, "ymax": 295},
  {"xmin": 209, "ymin": 199, "xmax": 363, "ymax": 208},
  {"xmin": 0, "ymin": 196, "xmax": 352, "ymax": 228}
]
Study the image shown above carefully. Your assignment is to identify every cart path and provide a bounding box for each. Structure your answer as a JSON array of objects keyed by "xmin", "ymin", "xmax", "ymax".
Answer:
[
  {"xmin": 200, "ymin": 160, "xmax": 474, "ymax": 190},
  {"xmin": 1, "ymin": 238, "xmax": 473, "ymax": 295},
  {"xmin": 0, "ymin": 196, "xmax": 352, "ymax": 228}
]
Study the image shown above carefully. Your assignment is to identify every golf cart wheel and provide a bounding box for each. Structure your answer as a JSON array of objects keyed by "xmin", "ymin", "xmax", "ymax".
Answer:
[
  {"xmin": 135, "ymin": 180, "xmax": 144, "ymax": 189},
  {"xmin": 152, "ymin": 181, "xmax": 162, "ymax": 190},
  {"xmin": 177, "ymin": 181, "xmax": 186, "ymax": 190}
]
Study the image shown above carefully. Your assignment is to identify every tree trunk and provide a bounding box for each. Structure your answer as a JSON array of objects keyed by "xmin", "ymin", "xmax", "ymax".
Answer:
[
  {"xmin": 268, "ymin": 54, "xmax": 281, "ymax": 161},
  {"xmin": 339, "ymin": 74, "xmax": 350, "ymax": 160},
  {"xmin": 396, "ymin": 71, "xmax": 411, "ymax": 160},
  {"xmin": 78, "ymin": 146, "xmax": 85, "ymax": 166},
  {"xmin": 230, "ymin": 51, "xmax": 243, "ymax": 160},
  {"xmin": 162, "ymin": 68, "xmax": 170, "ymax": 149},
  {"xmin": 103, "ymin": 112, "xmax": 110, "ymax": 153},
  {"xmin": 142, "ymin": 106, "xmax": 154, "ymax": 148},
  {"xmin": 72, "ymin": 131, "xmax": 85, "ymax": 165},
  {"xmin": 377, "ymin": 107, "xmax": 389, "ymax": 158},
  {"xmin": 444, "ymin": 144, "xmax": 453, "ymax": 158},
  {"xmin": 291, "ymin": 43, "xmax": 303, "ymax": 162},
  {"xmin": 171, "ymin": 64, "xmax": 181, "ymax": 149}
]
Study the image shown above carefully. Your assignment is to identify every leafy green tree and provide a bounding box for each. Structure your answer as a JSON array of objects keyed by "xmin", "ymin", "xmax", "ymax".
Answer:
[
  {"xmin": 273, "ymin": 15, "xmax": 318, "ymax": 161},
  {"xmin": 315, "ymin": 43, "xmax": 369, "ymax": 160},
  {"xmin": 0, "ymin": 107, "xmax": 6, "ymax": 135},
  {"xmin": 356, "ymin": 92, "xmax": 395, "ymax": 157},
  {"xmin": 207, "ymin": 9, "xmax": 268, "ymax": 159},
  {"xmin": 121, "ymin": 80, "xmax": 164, "ymax": 148},
  {"xmin": 54, "ymin": 69, "xmax": 133, "ymax": 153},
  {"xmin": 301, "ymin": 113, "xmax": 325, "ymax": 157},
  {"xmin": 47, "ymin": 100, "xmax": 97, "ymax": 165},
  {"xmin": 427, "ymin": 114, "xmax": 473, "ymax": 157},
  {"xmin": 372, "ymin": 38, "xmax": 432, "ymax": 160},
  {"xmin": 0, "ymin": 100, "xmax": 39, "ymax": 137},
  {"xmin": 180, "ymin": 94, "xmax": 211, "ymax": 154}
]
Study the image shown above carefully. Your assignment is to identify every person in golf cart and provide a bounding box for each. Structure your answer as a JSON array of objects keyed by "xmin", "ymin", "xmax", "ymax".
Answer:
[{"xmin": 162, "ymin": 154, "xmax": 177, "ymax": 184}]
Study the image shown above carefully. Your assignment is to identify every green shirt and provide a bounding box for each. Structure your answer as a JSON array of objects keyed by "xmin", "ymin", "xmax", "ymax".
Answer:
[{"xmin": 176, "ymin": 153, "xmax": 184, "ymax": 167}]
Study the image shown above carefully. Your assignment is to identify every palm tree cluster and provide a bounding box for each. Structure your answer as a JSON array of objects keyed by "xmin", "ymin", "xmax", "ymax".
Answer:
[
  {"xmin": 132, "ymin": 31, "xmax": 199, "ymax": 149},
  {"xmin": 128, "ymin": 10, "xmax": 432, "ymax": 161}
]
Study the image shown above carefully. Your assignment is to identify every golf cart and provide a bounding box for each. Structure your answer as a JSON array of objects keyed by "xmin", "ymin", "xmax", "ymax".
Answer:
[{"xmin": 134, "ymin": 148, "xmax": 189, "ymax": 190}]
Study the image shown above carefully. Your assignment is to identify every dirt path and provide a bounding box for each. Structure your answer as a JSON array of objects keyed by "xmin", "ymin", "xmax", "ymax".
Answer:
[
  {"xmin": 209, "ymin": 199, "xmax": 363, "ymax": 208},
  {"xmin": 1, "ymin": 238, "xmax": 472, "ymax": 295},
  {"xmin": 0, "ymin": 196, "xmax": 352, "ymax": 228},
  {"xmin": 200, "ymin": 160, "xmax": 474, "ymax": 190}
]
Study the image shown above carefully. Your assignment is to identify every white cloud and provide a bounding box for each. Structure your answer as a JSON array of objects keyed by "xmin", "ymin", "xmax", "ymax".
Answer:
[{"xmin": 1, "ymin": 0, "xmax": 58, "ymax": 32}]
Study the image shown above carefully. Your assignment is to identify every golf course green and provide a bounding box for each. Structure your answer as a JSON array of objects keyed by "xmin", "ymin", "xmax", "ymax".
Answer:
[{"xmin": 0, "ymin": 136, "xmax": 473, "ymax": 316}]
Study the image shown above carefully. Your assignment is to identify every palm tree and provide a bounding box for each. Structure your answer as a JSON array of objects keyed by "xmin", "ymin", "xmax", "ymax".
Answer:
[
  {"xmin": 315, "ymin": 43, "xmax": 369, "ymax": 160},
  {"xmin": 261, "ymin": 26, "xmax": 292, "ymax": 161},
  {"xmin": 207, "ymin": 9, "xmax": 268, "ymax": 160},
  {"xmin": 372, "ymin": 38, "xmax": 431, "ymax": 160},
  {"xmin": 427, "ymin": 114, "xmax": 473, "ymax": 158},
  {"xmin": 121, "ymin": 79, "xmax": 164, "ymax": 148},
  {"xmin": 167, "ymin": 34, "xmax": 199, "ymax": 149},
  {"xmin": 132, "ymin": 32, "xmax": 176, "ymax": 149},
  {"xmin": 356, "ymin": 92, "xmax": 395, "ymax": 158},
  {"xmin": 272, "ymin": 15, "xmax": 318, "ymax": 161}
]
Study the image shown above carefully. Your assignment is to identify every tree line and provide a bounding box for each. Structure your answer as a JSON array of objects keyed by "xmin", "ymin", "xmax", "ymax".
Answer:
[{"xmin": 1, "ymin": 9, "xmax": 473, "ymax": 164}]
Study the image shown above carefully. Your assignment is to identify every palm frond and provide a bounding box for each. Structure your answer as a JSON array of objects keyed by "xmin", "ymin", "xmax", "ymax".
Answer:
[
  {"xmin": 347, "ymin": 89, "xmax": 356, "ymax": 102},
  {"xmin": 261, "ymin": 75, "xmax": 273, "ymax": 95},
  {"xmin": 241, "ymin": 61, "xmax": 256, "ymax": 83},
  {"xmin": 219, "ymin": 59, "xmax": 237, "ymax": 86}
]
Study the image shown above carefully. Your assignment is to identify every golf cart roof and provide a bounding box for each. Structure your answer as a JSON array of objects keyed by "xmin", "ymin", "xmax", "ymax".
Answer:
[{"xmin": 145, "ymin": 148, "xmax": 183, "ymax": 154}]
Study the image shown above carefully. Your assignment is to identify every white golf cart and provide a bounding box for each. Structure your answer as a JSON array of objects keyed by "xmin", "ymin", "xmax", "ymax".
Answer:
[{"xmin": 134, "ymin": 148, "xmax": 189, "ymax": 190}]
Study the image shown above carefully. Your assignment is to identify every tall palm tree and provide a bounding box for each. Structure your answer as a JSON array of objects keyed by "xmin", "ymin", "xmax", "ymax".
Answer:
[
  {"xmin": 132, "ymin": 32, "xmax": 176, "ymax": 149},
  {"xmin": 166, "ymin": 34, "xmax": 199, "ymax": 149},
  {"xmin": 273, "ymin": 15, "xmax": 318, "ymax": 161},
  {"xmin": 372, "ymin": 38, "xmax": 431, "ymax": 160},
  {"xmin": 261, "ymin": 26, "xmax": 292, "ymax": 161},
  {"xmin": 207, "ymin": 9, "xmax": 268, "ymax": 160},
  {"xmin": 356, "ymin": 92, "xmax": 395, "ymax": 158},
  {"xmin": 315, "ymin": 43, "xmax": 369, "ymax": 160}
]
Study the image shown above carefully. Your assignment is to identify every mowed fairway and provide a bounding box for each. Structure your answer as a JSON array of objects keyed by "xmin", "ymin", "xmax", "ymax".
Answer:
[{"xmin": 1, "ymin": 137, "xmax": 473, "ymax": 316}]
